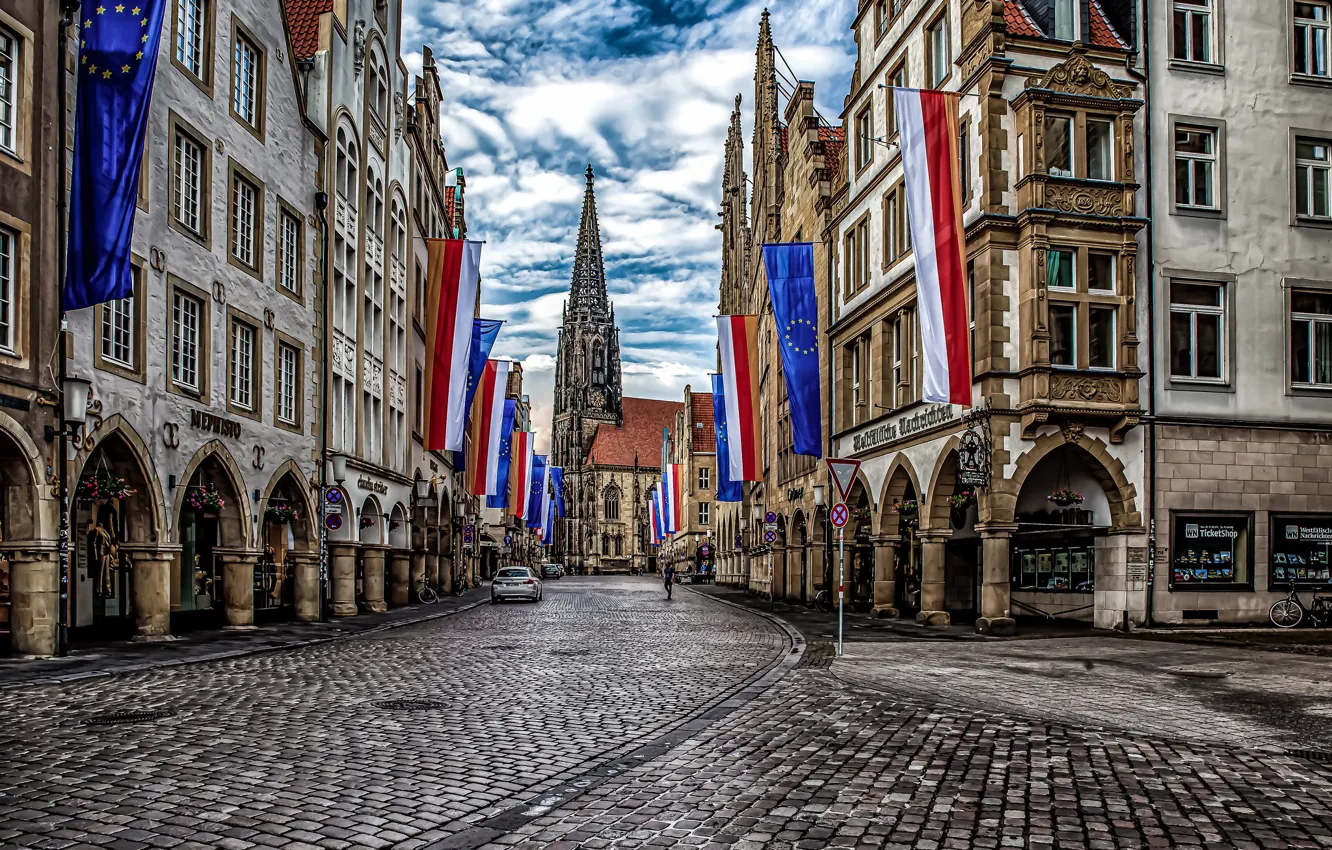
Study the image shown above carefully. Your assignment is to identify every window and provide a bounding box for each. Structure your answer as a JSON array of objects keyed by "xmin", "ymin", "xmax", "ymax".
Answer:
[
  {"xmin": 277, "ymin": 341, "xmax": 299, "ymax": 425},
  {"xmin": 886, "ymin": 183, "xmax": 911, "ymax": 262},
  {"xmin": 844, "ymin": 216, "xmax": 870, "ymax": 297},
  {"xmin": 171, "ymin": 289, "xmax": 202, "ymax": 392},
  {"xmin": 698, "ymin": 502, "xmax": 710, "ymax": 525},
  {"xmin": 1086, "ymin": 119, "xmax": 1113, "ymax": 181},
  {"xmin": 1295, "ymin": 1, "xmax": 1330, "ymax": 77},
  {"xmin": 1290, "ymin": 290, "xmax": 1332, "ymax": 388},
  {"xmin": 855, "ymin": 105, "xmax": 873, "ymax": 171},
  {"xmin": 174, "ymin": 0, "xmax": 209, "ymax": 82},
  {"xmin": 278, "ymin": 208, "xmax": 301, "ymax": 295},
  {"xmin": 172, "ymin": 128, "xmax": 205, "ymax": 236},
  {"xmin": 959, "ymin": 117, "xmax": 971, "ymax": 206},
  {"xmin": 1054, "ymin": 0, "xmax": 1077, "ymax": 40},
  {"xmin": 1172, "ymin": 0, "xmax": 1213, "ymax": 63},
  {"xmin": 1088, "ymin": 252, "xmax": 1116, "ymax": 292},
  {"xmin": 0, "ymin": 27, "xmax": 16, "ymax": 154},
  {"xmin": 1175, "ymin": 124, "xmax": 1218, "ymax": 209},
  {"xmin": 926, "ymin": 14, "xmax": 951, "ymax": 87},
  {"xmin": 1296, "ymin": 136, "xmax": 1331, "ymax": 220},
  {"xmin": 1169, "ymin": 513, "xmax": 1253, "ymax": 588},
  {"xmin": 604, "ymin": 490, "xmax": 620, "ymax": 521},
  {"xmin": 698, "ymin": 467, "xmax": 710, "ymax": 490},
  {"xmin": 1045, "ymin": 114, "xmax": 1073, "ymax": 177},
  {"xmin": 875, "ymin": 0, "xmax": 888, "ymax": 36},
  {"xmin": 886, "ymin": 62, "xmax": 907, "ymax": 138},
  {"xmin": 849, "ymin": 333, "xmax": 871, "ymax": 424},
  {"xmin": 101, "ymin": 295, "xmax": 134, "ymax": 368},
  {"xmin": 1015, "ymin": 543, "xmax": 1095, "ymax": 592},
  {"xmin": 1169, "ymin": 281, "xmax": 1225, "ymax": 382},
  {"xmin": 0, "ymin": 225, "xmax": 11, "ymax": 353},
  {"xmin": 1048, "ymin": 248, "xmax": 1076, "ymax": 289},
  {"xmin": 891, "ymin": 308, "xmax": 918, "ymax": 407},
  {"xmin": 369, "ymin": 52, "xmax": 389, "ymax": 123},
  {"xmin": 231, "ymin": 30, "xmax": 261, "ymax": 130},
  {"xmin": 1088, "ymin": 307, "xmax": 1116, "ymax": 370},
  {"xmin": 1050, "ymin": 304, "xmax": 1076, "ymax": 367},
  {"xmin": 229, "ymin": 318, "xmax": 255, "ymax": 412},
  {"xmin": 230, "ymin": 171, "xmax": 258, "ymax": 270},
  {"xmin": 967, "ymin": 260, "xmax": 977, "ymax": 369}
]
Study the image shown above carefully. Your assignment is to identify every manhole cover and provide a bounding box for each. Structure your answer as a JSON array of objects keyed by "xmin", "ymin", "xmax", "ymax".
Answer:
[
  {"xmin": 372, "ymin": 699, "xmax": 447, "ymax": 711},
  {"xmin": 82, "ymin": 709, "xmax": 174, "ymax": 726}
]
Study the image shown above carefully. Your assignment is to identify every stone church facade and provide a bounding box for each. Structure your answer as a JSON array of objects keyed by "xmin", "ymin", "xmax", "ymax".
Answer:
[{"xmin": 550, "ymin": 168, "xmax": 680, "ymax": 574}]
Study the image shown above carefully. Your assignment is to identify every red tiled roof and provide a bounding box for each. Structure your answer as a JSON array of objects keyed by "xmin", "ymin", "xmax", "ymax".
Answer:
[
  {"xmin": 779, "ymin": 125, "xmax": 789, "ymax": 154},
  {"xmin": 586, "ymin": 398, "xmax": 684, "ymax": 469},
  {"xmin": 1088, "ymin": 0, "xmax": 1127, "ymax": 48},
  {"xmin": 688, "ymin": 393, "xmax": 716, "ymax": 454},
  {"xmin": 283, "ymin": 0, "xmax": 332, "ymax": 60},
  {"xmin": 1004, "ymin": 0, "xmax": 1042, "ymax": 37},
  {"xmin": 444, "ymin": 185, "xmax": 456, "ymax": 234},
  {"xmin": 818, "ymin": 126, "xmax": 845, "ymax": 184}
]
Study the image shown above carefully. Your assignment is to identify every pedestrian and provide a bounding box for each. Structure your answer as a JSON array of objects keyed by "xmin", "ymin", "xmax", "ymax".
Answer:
[{"xmin": 663, "ymin": 563, "xmax": 675, "ymax": 599}]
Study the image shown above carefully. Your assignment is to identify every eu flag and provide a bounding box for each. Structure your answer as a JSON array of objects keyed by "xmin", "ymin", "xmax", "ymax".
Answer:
[
  {"xmin": 710, "ymin": 374, "xmax": 743, "ymax": 502},
  {"xmin": 763, "ymin": 243, "xmax": 823, "ymax": 457},
  {"xmin": 525, "ymin": 455, "xmax": 546, "ymax": 530},
  {"xmin": 485, "ymin": 399, "xmax": 517, "ymax": 510},
  {"xmin": 65, "ymin": 0, "xmax": 167, "ymax": 312},
  {"xmin": 550, "ymin": 467, "xmax": 566, "ymax": 518}
]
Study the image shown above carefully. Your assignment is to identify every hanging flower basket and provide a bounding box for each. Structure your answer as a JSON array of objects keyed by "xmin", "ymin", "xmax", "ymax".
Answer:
[
  {"xmin": 1048, "ymin": 489, "xmax": 1085, "ymax": 507},
  {"xmin": 389, "ymin": 519, "xmax": 402, "ymax": 531},
  {"xmin": 187, "ymin": 486, "xmax": 225, "ymax": 513},
  {"xmin": 265, "ymin": 502, "xmax": 299, "ymax": 525},
  {"xmin": 359, "ymin": 515, "xmax": 376, "ymax": 530},
  {"xmin": 76, "ymin": 470, "xmax": 137, "ymax": 502},
  {"xmin": 891, "ymin": 499, "xmax": 919, "ymax": 516},
  {"xmin": 948, "ymin": 489, "xmax": 976, "ymax": 509}
]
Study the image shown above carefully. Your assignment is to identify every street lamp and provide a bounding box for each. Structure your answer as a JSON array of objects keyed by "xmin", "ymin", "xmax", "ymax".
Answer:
[
  {"xmin": 813, "ymin": 484, "xmax": 826, "ymax": 508},
  {"xmin": 329, "ymin": 453, "xmax": 348, "ymax": 486},
  {"xmin": 50, "ymin": 374, "xmax": 92, "ymax": 657}
]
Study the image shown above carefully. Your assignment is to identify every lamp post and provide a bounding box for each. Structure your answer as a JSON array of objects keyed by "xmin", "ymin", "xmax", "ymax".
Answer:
[
  {"xmin": 813, "ymin": 484, "xmax": 826, "ymax": 610},
  {"xmin": 50, "ymin": 375, "xmax": 91, "ymax": 656},
  {"xmin": 322, "ymin": 453, "xmax": 347, "ymax": 619}
]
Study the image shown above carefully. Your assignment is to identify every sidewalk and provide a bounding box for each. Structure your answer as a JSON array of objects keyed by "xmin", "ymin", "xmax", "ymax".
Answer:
[{"xmin": 0, "ymin": 588, "xmax": 490, "ymax": 688}]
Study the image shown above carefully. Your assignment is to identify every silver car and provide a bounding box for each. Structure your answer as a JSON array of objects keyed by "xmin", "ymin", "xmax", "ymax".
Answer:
[{"xmin": 491, "ymin": 566, "xmax": 542, "ymax": 603}]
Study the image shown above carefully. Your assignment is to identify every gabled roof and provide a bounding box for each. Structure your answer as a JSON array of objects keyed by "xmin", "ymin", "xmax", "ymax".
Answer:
[
  {"xmin": 1004, "ymin": 0, "xmax": 1042, "ymax": 37},
  {"xmin": 283, "ymin": 0, "xmax": 331, "ymax": 61},
  {"xmin": 1005, "ymin": 0, "xmax": 1128, "ymax": 49},
  {"xmin": 688, "ymin": 393, "xmax": 716, "ymax": 454},
  {"xmin": 586, "ymin": 398, "xmax": 683, "ymax": 469}
]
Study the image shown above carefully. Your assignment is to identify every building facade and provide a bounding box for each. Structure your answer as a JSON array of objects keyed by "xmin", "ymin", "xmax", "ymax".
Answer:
[
  {"xmin": 660, "ymin": 387, "xmax": 718, "ymax": 578},
  {"xmin": 1144, "ymin": 0, "xmax": 1332, "ymax": 623}
]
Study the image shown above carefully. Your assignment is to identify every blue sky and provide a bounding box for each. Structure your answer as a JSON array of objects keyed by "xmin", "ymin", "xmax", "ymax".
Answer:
[{"xmin": 401, "ymin": 0, "xmax": 855, "ymax": 450}]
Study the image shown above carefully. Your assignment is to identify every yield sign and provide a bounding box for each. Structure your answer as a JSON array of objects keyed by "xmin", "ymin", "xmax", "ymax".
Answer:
[{"xmin": 826, "ymin": 457, "xmax": 862, "ymax": 502}]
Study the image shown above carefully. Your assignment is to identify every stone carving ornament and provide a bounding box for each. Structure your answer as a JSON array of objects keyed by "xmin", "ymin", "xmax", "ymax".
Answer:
[
  {"xmin": 1044, "ymin": 183, "xmax": 1123, "ymax": 216},
  {"xmin": 1050, "ymin": 375, "xmax": 1124, "ymax": 403},
  {"xmin": 1027, "ymin": 53, "xmax": 1132, "ymax": 100}
]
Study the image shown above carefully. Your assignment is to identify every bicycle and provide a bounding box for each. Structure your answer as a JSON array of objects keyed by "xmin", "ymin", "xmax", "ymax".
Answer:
[
  {"xmin": 450, "ymin": 574, "xmax": 469, "ymax": 597},
  {"xmin": 813, "ymin": 584, "xmax": 834, "ymax": 614},
  {"xmin": 1269, "ymin": 583, "xmax": 1332, "ymax": 628},
  {"xmin": 416, "ymin": 575, "xmax": 439, "ymax": 605}
]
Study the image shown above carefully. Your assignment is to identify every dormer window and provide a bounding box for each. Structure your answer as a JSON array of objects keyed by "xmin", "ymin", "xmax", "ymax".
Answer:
[{"xmin": 1054, "ymin": 0, "xmax": 1078, "ymax": 41}]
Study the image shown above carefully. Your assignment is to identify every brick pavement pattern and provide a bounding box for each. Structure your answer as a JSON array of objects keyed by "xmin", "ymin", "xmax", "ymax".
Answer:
[{"xmin": 0, "ymin": 578, "xmax": 786, "ymax": 850}]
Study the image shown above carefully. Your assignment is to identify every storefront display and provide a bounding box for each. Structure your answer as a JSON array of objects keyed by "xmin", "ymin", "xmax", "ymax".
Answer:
[
  {"xmin": 1013, "ymin": 543, "xmax": 1095, "ymax": 592},
  {"xmin": 1269, "ymin": 513, "xmax": 1332, "ymax": 587},
  {"xmin": 1169, "ymin": 512, "xmax": 1252, "ymax": 588}
]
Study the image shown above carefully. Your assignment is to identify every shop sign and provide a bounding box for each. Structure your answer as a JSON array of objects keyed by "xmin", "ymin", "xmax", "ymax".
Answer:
[
  {"xmin": 189, "ymin": 409, "xmax": 242, "ymax": 439},
  {"xmin": 1170, "ymin": 513, "xmax": 1251, "ymax": 587},
  {"xmin": 357, "ymin": 476, "xmax": 389, "ymax": 495},
  {"xmin": 1270, "ymin": 514, "xmax": 1332, "ymax": 586},
  {"xmin": 849, "ymin": 404, "xmax": 956, "ymax": 455},
  {"xmin": 785, "ymin": 487, "xmax": 804, "ymax": 502},
  {"xmin": 957, "ymin": 426, "xmax": 990, "ymax": 489}
]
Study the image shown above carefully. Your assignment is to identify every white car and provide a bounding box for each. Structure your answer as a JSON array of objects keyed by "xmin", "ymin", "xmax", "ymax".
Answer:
[{"xmin": 491, "ymin": 566, "xmax": 542, "ymax": 603}]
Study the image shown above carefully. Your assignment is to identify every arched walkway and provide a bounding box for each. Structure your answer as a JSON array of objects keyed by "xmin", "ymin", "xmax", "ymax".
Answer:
[
  {"xmin": 173, "ymin": 443, "xmax": 249, "ymax": 624},
  {"xmin": 0, "ymin": 412, "xmax": 59, "ymax": 654}
]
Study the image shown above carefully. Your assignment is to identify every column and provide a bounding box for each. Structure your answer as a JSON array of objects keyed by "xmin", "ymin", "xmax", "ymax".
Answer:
[
  {"xmin": 215, "ymin": 547, "xmax": 261, "ymax": 628},
  {"xmin": 772, "ymin": 546, "xmax": 787, "ymax": 599},
  {"xmin": 122, "ymin": 543, "xmax": 180, "ymax": 638},
  {"xmin": 871, "ymin": 535, "xmax": 900, "ymax": 619},
  {"xmin": 329, "ymin": 542, "xmax": 359, "ymax": 617},
  {"xmin": 409, "ymin": 551, "xmax": 426, "ymax": 599},
  {"xmin": 360, "ymin": 545, "xmax": 388, "ymax": 613},
  {"xmin": 915, "ymin": 531, "xmax": 950, "ymax": 627},
  {"xmin": 977, "ymin": 525, "xmax": 1017, "ymax": 635},
  {"xmin": 388, "ymin": 550, "xmax": 411, "ymax": 607},
  {"xmin": 428, "ymin": 552, "xmax": 442, "ymax": 594},
  {"xmin": 287, "ymin": 550, "xmax": 320, "ymax": 622},
  {"xmin": 5, "ymin": 543, "xmax": 57, "ymax": 656}
]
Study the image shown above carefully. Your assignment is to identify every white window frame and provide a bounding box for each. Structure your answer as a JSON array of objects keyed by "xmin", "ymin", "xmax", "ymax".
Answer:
[
  {"xmin": 698, "ymin": 467, "xmax": 710, "ymax": 490},
  {"xmin": 855, "ymin": 106, "xmax": 873, "ymax": 171},
  {"xmin": 1172, "ymin": 0, "xmax": 1214, "ymax": 64},
  {"xmin": 172, "ymin": 290, "xmax": 202, "ymax": 392},
  {"xmin": 0, "ymin": 27, "xmax": 17, "ymax": 155},
  {"xmin": 1295, "ymin": 0, "xmax": 1331, "ymax": 78},
  {"xmin": 1295, "ymin": 135, "xmax": 1332, "ymax": 220},
  {"xmin": 232, "ymin": 32, "xmax": 259, "ymax": 128},
  {"xmin": 1087, "ymin": 305, "xmax": 1117, "ymax": 371},
  {"xmin": 850, "ymin": 340, "xmax": 863, "ymax": 424},
  {"xmin": 698, "ymin": 502, "xmax": 710, "ymax": 526},
  {"xmin": 1290, "ymin": 290, "xmax": 1332, "ymax": 389},
  {"xmin": 277, "ymin": 341, "xmax": 299, "ymax": 424},
  {"xmin": 927, "ymin": 13, "xmax": 950, "ymax": 87},
  {"xmin": 0, "ymin": 225, "xmax": 13, "ymax": 354},
  {"xmin": 1045, "ymin": 114, "xmax": 1075, "ymax": 178},
  {"xmin": 1054, "ymin": 0, "xmax": 1079, "ymax": 41},
  {"xmin": 1174, "ymin": 124, "xmax": 1219, "ymax": 210},
  {"xmin": 230, "ymin": 319, "xmax": 255, "ymax": 411},
  {"xmin": 173, "ymin": 130, "xmax": 204, "ymax": 234},
  {"xmin": 279, "ymin": 208, "xmax": 300, "ymax": 294},
  {"xmin": 1168, "ymin": 280, "xmax": 1227, "ymax": 383},
  {"xmin": 175, "ymin": 0, "xmax": 207, "ymax": 79},
  {"xmin": 101, "ymin": 296, "xmax": 134, "ymax": 368},
  {"xmin": 231, "ymin": 174, "xmax": 257, "ymax": 268}
]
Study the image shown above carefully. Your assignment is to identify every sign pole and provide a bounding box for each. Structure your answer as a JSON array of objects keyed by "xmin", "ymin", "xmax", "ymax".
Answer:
[{"xmin": 837, "ymin": 525, "xmax": 844, "ymax": 657}]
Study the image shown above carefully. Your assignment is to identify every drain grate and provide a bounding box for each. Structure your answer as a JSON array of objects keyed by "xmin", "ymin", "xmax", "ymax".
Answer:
[
  {"xmin": 372, "ymin": 699, "xmax": 447, "ymax": 711},
  {"xmin": 82, "ymin": 709, "xmax": 174, "ymax": 726},
  {"xmin": 1287, "ymin": 748, "xmax": 1332, "ymax": 764}
]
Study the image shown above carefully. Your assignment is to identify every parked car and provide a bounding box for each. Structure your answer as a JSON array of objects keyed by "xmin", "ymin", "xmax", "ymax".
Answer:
[
  {"xmin": 540, "ymin": 563, "xmax": 564, "ymax": 580},
  {"xmin": 492, "ymin": 566, "xmax": 542, "ymax": 603}
]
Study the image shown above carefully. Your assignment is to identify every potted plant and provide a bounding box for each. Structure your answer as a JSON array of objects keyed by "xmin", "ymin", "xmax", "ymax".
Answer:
[
  {"xmin": 359, "ymin": 515, "xmax": 376, "ymax": 531},
  {"xmin": 76, "ymin": 470, "xmax": 137, "ymax": 502},
  {"xmin": 265, "ymin": 502, "xmax": 299, "ymax": 525},
  {"xmin": 1047, "ymin": 489, "xmax": 1084, "ymax": 508},
  {"xmin": 891, "ymin": 498, "xmax": 919, "ymax": 529},
  {"xmin": 949, "ymin": 489, "xmax": 976, "ymax": 529},
  {"xmin": 186, "ymin": 485, "xmax": 225, "ymax": 514}
]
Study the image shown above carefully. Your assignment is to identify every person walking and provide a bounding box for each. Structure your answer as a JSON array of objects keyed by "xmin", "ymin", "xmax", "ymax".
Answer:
[{"xmin": 663, "ymin": 563, "xmax": 675, "ymax": 599}]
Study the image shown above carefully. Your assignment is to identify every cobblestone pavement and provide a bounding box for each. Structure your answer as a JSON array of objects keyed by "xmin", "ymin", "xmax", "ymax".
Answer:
[{"xmin": 0, "ymin": 577, "xmax": 787, "ymax": 850}]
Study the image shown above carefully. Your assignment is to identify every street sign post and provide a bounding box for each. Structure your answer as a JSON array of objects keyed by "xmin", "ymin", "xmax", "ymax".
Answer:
[
  {"xmin": 824, "ymin": 458, "xmax": 862, "ymax": 659},
  {"xmin": 830, "ymin": 502, "xmax": 848, "ymax": 528}
]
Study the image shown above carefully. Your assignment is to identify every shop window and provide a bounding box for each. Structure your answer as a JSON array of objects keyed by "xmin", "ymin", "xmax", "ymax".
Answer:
[
  {"xmin": 1045, "ymin": 114, "xmax": 1074, "ymax": 177},
  {"xmin": 1170, "ymin": 513, "xmax": 1253, "ymax": 588},
  {"xmin": 1269, "ymin": 513, "xmax": 1332, "ymax": 587},
  {"xmin": 1295, "ymin": 1, "xmax": 1330, "ymax": 78},
  {"xmin": 1014, "ymin": 543, "xmax": 1095, "ymax": 592},
  {"xmin": 1169, "ymin": 280, "xmax": 1226, "ymax": 382},
  {"xmin": 1290, "ymin": 289, "xmax": 1332, "ymax": 387}
]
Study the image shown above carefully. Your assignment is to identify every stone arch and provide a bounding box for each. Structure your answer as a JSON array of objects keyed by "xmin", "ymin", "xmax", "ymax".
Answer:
[
  {"xmin": 998, "ymin": 431, "xmax": 1141, "ymax": 531},
  {"xmin": 259, "ymin": 461, "xmax": 316, "ymax": 551},
  {"xmin": 359, "ymin": 495, "xmax": 384, "ymax": 545},
  {"xmin": 172, "ymin": 441, "xmax": 251, "ymax": 548},
  {"xmin": 922, "ymin": 437, "xmax": 965, "ymax": 533},
  {"xmin": 0, "ymin": 408, "xmax": 54, "ymax": 542},
  {"xmin": 877, "ymin": 454, "xmax": 922, "ymax": 537},
  {"xmin": 388, "ymin": 502, "xmax": 409, "ymax": 549},
  {"xmin": 73, "ymin": 414, "xmax": 166, "ymax": 543}
]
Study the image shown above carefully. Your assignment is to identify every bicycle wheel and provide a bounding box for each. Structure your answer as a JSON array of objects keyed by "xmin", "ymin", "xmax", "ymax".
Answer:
[
  {"xmin": 418, "ymin": 584, "xmax": 438, "ymax": 605},
  {"xmin": 1270, "ymin": 599, "xmax": 1303, "ymax": 628}
]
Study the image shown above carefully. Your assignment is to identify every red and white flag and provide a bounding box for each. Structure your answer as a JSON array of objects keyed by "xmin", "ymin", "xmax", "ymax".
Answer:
[
  {"xmin": 510, "ymin": 431, "xmax": 533, "ymax": 520},
  {"xmin": 663, "ymin": 463, "xmax": 684, "ymax": 533},
  {"xmin": 424, "ymin": 239, "xmax": 482, "ymax": 451},
  {"xmin": 466, "ymin": 359, "xmax": 511, "ymax": 496},
  {"xmin": 717, "ymin": 315, "xmax": 762, "ymax": 482},
  {"xmin": 648, "ymin": 497, "xmax": 660, "ymax": 545},
  {"xmin": 893, "ymin": 88, "xmax": 972, "ymax": 406}
]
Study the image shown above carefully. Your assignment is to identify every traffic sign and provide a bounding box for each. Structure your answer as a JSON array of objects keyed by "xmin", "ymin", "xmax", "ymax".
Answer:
[
  {"xmin": 325, "ymin": 514, "xmax": 343, "ymax": 531},
  {"xmin": 764, "ymin": 511, "xmax": 777, "ymax": 524},
  {"xmin": 463, "ymin": 528, "xmax": 474, "ymax": 545},
  {"xmin": 763, "ymin": 529, "xmax": 777, "ymax": 544},
  {"xmin": 830, "ymin": 502, "xmax": 849, "ymax": 529},
  {"xmin": 826, "ymin": 458, "xmax": 862, "ymax": 502},
  {"xmin": 325, "ymin": 488, "xmax": 343, "ymax": 504},
  {"xmin": 734, "ymin": 534, "xmax": 742, "ymax": 550},
  {"xmin": 763, "ymin": 522, "xmax": 777, "ymax": 532},
  {"xmin": 325, "ymin": 502, "xmax": 342, "ymax": 516}
]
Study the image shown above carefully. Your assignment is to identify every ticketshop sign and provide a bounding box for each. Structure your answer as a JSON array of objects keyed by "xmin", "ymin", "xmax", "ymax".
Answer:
[{"xmin": 843, "ymin": 404, "xmax": 958, "ymax": 456}]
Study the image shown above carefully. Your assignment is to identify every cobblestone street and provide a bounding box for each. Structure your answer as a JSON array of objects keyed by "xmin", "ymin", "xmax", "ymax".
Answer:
[{"xmin": 3, "ymin": 578, "xmax": 1332, "ymax": 850}]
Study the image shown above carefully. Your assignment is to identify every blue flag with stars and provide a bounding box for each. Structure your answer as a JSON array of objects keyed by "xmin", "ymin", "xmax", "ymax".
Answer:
[
  {"xmin": 65, "ymin": 0, "xmax": 167, "ymax": 312},
  {"xmin": 525, "ymin": 455, "xmax": 546, "ymax": 530},
  {"xmin": 485, "ymin": 399, "xmax": 517, "ymax": 510},
  {"xmin": 711, "ymin": 374, "xmax": 743, "ymax": 503},
  {"xmin": 550, "ymin": 467, "xmax": 566, "ymax": 518},
  {"xmin": 763, "ymin": 243, "xmax": 823, "ymax": 457}
]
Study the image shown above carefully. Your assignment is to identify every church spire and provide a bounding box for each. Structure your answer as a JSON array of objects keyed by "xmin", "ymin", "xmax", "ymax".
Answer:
[{"xmin": 569, "ymin": 164, "xmax": 608, "ymax": 319}]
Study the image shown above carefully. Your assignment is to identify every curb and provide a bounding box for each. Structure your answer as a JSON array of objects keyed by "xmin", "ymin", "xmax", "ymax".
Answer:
[{"xmin": 1, "ymin": 596, "xmax": 490, "ymax": 690}]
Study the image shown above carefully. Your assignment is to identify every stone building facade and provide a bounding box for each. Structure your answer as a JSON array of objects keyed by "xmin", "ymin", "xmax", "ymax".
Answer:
[{"xmin": 660, "ymin": 387, "xmax": 717, "ymax": 577}]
